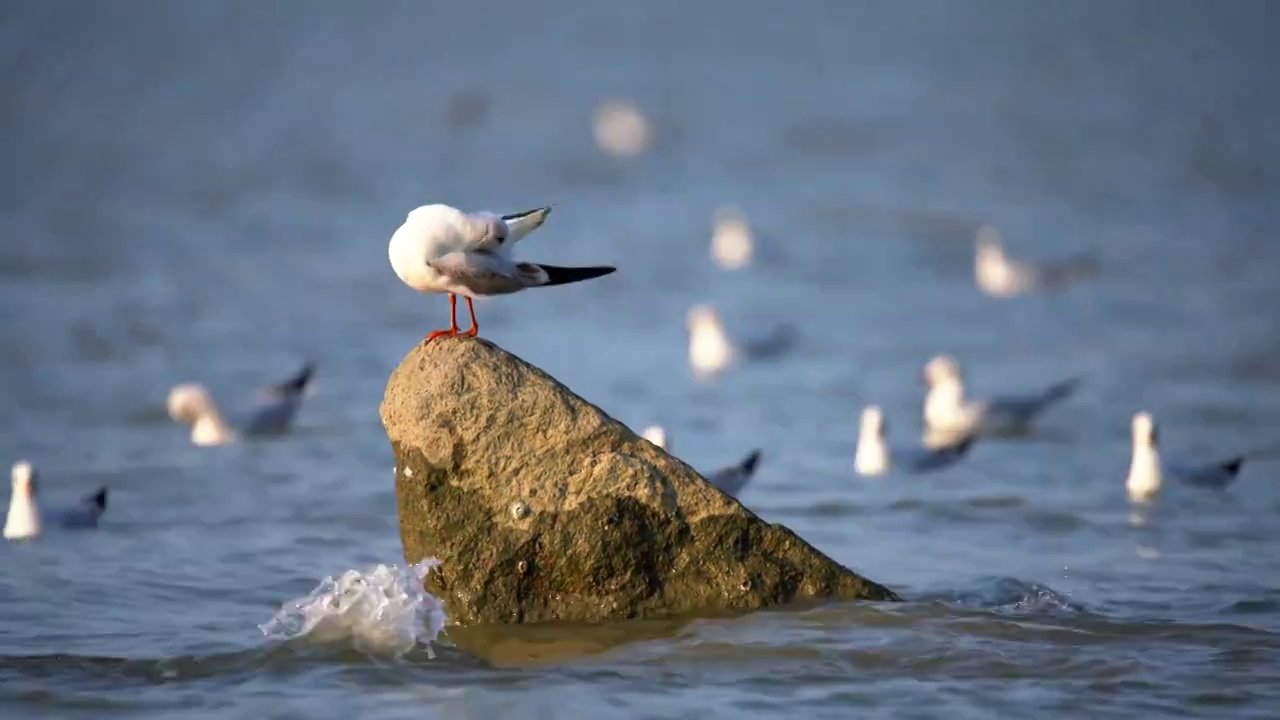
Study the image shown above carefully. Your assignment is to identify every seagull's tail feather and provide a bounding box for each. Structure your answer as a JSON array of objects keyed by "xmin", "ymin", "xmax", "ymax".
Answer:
[
  {"xmin": 275, "ymin": 362, "xmax": 316, "ymax": 395},
  {"xmin": 530, "ymin": 264, "xmax": 617, "ymax": 287},
  {"xmin": 85, "ymin": 487, "xmax": 108, "ymax": 511},
  {"xmin": 1219, "ymin": 457, "xmax": 1245, "ymax": 478},
  {"xmin": 1043, "ymin": 377, "xmax": 1082, "ymax": 405}
]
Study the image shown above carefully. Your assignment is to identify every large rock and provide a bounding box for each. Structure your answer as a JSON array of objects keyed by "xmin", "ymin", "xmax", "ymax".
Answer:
[{"xmin": 381, "ymin": 338, "xmax": 898, "ymax": 631}]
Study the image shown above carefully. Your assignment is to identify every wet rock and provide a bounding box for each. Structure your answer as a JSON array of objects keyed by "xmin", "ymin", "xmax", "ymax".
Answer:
[{"xmin": 381, "ymin": 338, "xmax": 898, "ymax": 632}]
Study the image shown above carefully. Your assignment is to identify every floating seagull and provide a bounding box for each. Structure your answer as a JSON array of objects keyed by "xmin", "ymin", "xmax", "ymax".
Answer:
[
  {"xmin": 4, "ymin": 461, "xmax": 107, "ymax": 540},
  {"xmin": 855, "ymin": 406, "xmax": 977, "ymax": 477},
  {"xmin": 922, "ymin": 355, "xmax": 1080, "ymax": 439},
  {"xmin": 388, "ymin": 204, "xmax": 616, "ymax": 341},
  {"xmin": 686, "ymin": 305, "xmax": 797, "ymax": 379},
  {"xmin": 974, "ymin": 225, "xmax": 1099, "ymax": 299},
  {"xmin": 167, "ymin": 362, "xmax": 315, "ymax": 447},
  {"xmin": 710, "ymin": 206, "xmax": 755, "ymax": 271},
  {"xmin": 640, "ymin": 424, "xmax": 762, "ymax": 498},
  {"xmin": 1126, "ymin": 411, "xmax": 1246, "ymax": 503}
]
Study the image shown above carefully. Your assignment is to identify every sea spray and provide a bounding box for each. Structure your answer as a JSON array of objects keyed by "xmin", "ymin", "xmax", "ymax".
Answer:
[{"xmin": 259, "ymin": 559, "xmax": 446, "ymax": 658}]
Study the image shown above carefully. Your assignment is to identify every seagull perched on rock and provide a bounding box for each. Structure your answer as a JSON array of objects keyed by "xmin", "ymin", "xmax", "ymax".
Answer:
[
  {"xmin": 974, "ymin": 225, "xmax": 1099, "ymax": 299},
  {"xmin": 640, "ymin": 424, "xmax": 763, "ymax": 498},
  {"xmin": 855, "ymin": 406, "xmax": 977, "ymax": 477},
  {"xmin": 388, "ymin": 204, "xmax": 616, "ymax": 341},
  {"xmin": 1126, "ymin": 411, "xmax": 1246, "ymax": 503},
  {"xmin": 4, "ymin": 461, "xmax": 107, "ymax": 540},
  {"xmin": 922, "ymin": 355, "xmax": 1080, "ymax": 440},
  {"xmin": 168, "ymin": 362, "xmax": 315, "ymax": 447}
]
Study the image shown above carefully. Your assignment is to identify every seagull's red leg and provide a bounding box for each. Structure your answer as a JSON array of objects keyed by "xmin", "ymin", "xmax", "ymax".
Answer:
[
  {"xmin": 426, "ymin": 294, "xmax": 461, "ymax": 341},
  {"xmin": 463, "ymin": 297, "xmax": 479, "ymax": 337}
]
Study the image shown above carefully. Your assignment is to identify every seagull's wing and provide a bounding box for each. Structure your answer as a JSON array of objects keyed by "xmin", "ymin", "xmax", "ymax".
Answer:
[
  {"xmin": 53, "ymin": 487, "xmax": 107, "ymax": 528},
  {"xmin": 1170, "ymin": 456, "xmax": 1244, "ymax": 489},
  {"xmin": 431, "ymin": 251, "xmax": 615, "ymax": 296},
  {"xmin": 245, "ymin": 363, "xmax": 314, "ymax": 436},
  {"xmin": 986, "ymin": 377, "xmax": 1081, "ymax": 424},
  {"xmin": 706, "ymin": 450, "xmax": 762, "ymax": 498},
  {"xmin": 900, "ymin": 435, "xmax": 977, "ymax": 473}
]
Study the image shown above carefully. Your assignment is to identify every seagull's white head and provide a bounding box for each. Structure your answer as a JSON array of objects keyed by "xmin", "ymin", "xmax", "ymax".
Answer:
[
  {"xmin": 923, "ymin": 355, "xmax": 963, "ymax": 389},
  {"xmin": 860, "ymin": 406, "xmax": 886, "ymax": 438},
  {"xmin": 641, "ymin": 425, "xmax": 668, "ymax": 450},
  {"xmin": 167, "ymin": 383, "xmax": 216, "ymax": 424},
  {"xmin": 1132, "ymin": 412, "xmax": 1158, "ymax": 448},
  {"xmin": 11, "ymin": 461, "xmax": 35, "ymax": 498}
]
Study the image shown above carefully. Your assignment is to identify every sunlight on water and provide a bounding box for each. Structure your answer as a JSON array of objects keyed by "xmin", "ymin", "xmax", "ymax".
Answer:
[{"xmin": 259, "ymin": 560, "xmax": 447, "ymax": 658}]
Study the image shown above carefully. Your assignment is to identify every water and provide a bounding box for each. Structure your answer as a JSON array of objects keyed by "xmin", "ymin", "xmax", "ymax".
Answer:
[{"xmin": 2, "ymin": 1, "xmax": 1278, "ymax": 716}]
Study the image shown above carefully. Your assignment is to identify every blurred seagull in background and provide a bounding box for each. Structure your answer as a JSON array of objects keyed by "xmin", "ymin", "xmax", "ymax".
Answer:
[
  {"xmin": 1127, "ymin": 411, "xmax": 1246, "ymax": 503},
  {"xmin": 639, "ymin": 424, "xmax": 763, "ymax": 499},
  {"xmin": 710, "ymin": 206, "xmax": 755, "ymax": 271},
  {"xmin": 168, "ymin": 362, "xmax": 315, "ymax": 447},
  {"xmin": 5, "ymin": 461, "xmax": 107, "ymax": 540},
  {"xmin": 686, "ymin": 305, "xmax": 797, "ymax": 379},
  {"xmin": 922, "ymin": 355, "xmax": 1080, "ymax": 440},
  {"xmin": 388, "ymin": 204, "xmax": 616, "ymax": 341},
  {"xmin": 855, "ymin": 406, "xmax": 977, "ymax": 477},
  {"xmin": 974, "ymin": 225, "xmax": 1099, "ymax": 298}
]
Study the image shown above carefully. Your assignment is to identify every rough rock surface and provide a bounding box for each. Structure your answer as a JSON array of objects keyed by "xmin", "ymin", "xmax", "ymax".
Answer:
[{"xmin": 381, "ymin": 338, "xmax": 898, "ymax": 629}]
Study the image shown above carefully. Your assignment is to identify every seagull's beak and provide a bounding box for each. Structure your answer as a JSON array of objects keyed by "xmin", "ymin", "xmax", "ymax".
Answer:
[{"xmin": 501, "ymin": 207, "xmax": 552, "ymax": 243}]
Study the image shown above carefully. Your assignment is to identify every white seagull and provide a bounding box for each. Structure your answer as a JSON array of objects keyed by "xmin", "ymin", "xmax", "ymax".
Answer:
[
  {"xmin": 710, "ymin": 206, "xmax": 755, "ymax": 271},
  {"xmin": 922, "ymin": 355, "xmax": 1080, "ymax": 440},
  {"xmin": 388, "ymin": 204, "xmax": 616, "ymax": 341},
  {"xmin": 686, "ymin": 304, "xmax": 797, "ymax": 379},
  {"xmin": 974, "ymin": 225, "xmax": 1099, "ymax": 299},
  {"xmin": 1126, "ymin": 411, "xmax": 1246, "ymax": 503},
  {"xmin": 168, "ymin": 362, "xmax": 315, "ymax": 447},
  {"xmin": 640, "ymin": 424, "xmax": 763, "ymax": 499},
  {"xmin": 5, "ymin": 461, "xmax": 108, "ymax": 540},
  {"xmin": 855, "ymin": 406, "xmax": 977, "ymax": 477}
]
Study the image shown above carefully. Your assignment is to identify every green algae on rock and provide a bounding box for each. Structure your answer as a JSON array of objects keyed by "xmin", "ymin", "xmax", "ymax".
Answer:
[{"xmin": 381, "ymin": 337, "xmax": 898, "ymax": 629}]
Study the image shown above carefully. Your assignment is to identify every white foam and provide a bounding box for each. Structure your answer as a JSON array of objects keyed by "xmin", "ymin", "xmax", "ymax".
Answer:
[{"xmin": 259, "ymin": 560, "xmax": 446, "ymax": 658}]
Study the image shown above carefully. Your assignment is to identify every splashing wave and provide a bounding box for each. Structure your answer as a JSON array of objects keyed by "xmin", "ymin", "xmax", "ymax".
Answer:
[{"xmin": 259, "ymin": 560, "xmax": 447, "ymax": 658}]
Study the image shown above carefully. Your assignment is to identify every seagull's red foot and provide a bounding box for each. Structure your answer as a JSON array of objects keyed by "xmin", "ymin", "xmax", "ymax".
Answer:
[
  {"xmin": 461, "ymin": 297, "xmax": 480, "ymax": 337},
  {"xmin": 426, "ymin": 293, "xmax": 462, "ymax": 341}
]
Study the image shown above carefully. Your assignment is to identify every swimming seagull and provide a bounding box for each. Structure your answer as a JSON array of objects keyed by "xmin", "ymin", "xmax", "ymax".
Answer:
[
  {"xmin": 922, "ymin": 355, "xmax": 1080, "ymax": 440},
  {"xmin": 4, "ymin": 461, "xmax": 107, "ymax": 540},
  {"xmin": 686, "ymin": 305, "xmax": 797, "ymax": 379},
  {"xmin": 639, "ymin": 424, "xmax": 762, "ymax": 498},
  {"xmin": 974, "ymin": 225, "xmax": 1099, "ymax": 299},
  {"xmin": 710, "ymin": 206, "xmax": 755, "ymax": 271},
  {"xmin": 388, "ymin": 204, "xmax": 616, "ymax": 341},
  {"xmin": 167, "ymin": 362, "xmax": 316, "ymax": 447},
  {"xmin": 1126, "ymin": 411, "xmax": 1246, "ymax": 503},
  {"xmin": 855, "ymin": 406, "xmax": 977, "ymax": 477}
]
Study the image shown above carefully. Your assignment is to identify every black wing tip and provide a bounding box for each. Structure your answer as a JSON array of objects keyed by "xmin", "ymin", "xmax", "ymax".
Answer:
[
  {"xmin": 740, "ymin": 449, "xmax": 763, "ymax": 475},
  {"xmin": 538, "ymin": 265, "xmax": 617, "ymax": 287},
  {"xmin": 90, "ymin": 487, "xmax": 108, "ymax": 510},
  {"xmin": 278, "ymin": 362, "xmax": 316, "ymax": 393},
  {"xmin": 1221, "ymin": 457, "xmax": 1245, "ymax": 476}
]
